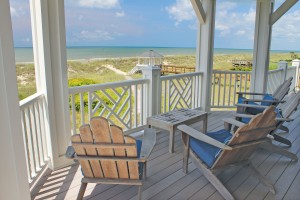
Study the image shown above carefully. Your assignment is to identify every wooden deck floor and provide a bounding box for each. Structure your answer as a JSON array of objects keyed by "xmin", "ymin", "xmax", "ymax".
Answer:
[{"xmin": 31, "ymin": 110, "xmax": 300, "ymax": 200}]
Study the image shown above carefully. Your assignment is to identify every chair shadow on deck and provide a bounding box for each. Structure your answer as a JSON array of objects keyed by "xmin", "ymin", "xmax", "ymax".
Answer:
[{"xmin": 31, "ymin": 164, "xmax": 80, "ymax": 200}]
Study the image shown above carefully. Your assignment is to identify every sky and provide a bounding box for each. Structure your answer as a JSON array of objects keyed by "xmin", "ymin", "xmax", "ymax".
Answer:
[{"xmin": 9, "ymin": 0, "xmax": 300, "ymax": 51}]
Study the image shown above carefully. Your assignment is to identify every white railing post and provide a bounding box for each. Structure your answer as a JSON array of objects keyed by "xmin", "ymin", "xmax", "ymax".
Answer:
[
  {"xmin": 292, "ymin": 59, "xmax": 300, "ymax": 90},
  {"xmin": 278, "ymin": 61, "xmax": 288, "ymax": 82},
  {"xmin": 142, "ymin": 66, "xmax": 161, "ymax": 116}
]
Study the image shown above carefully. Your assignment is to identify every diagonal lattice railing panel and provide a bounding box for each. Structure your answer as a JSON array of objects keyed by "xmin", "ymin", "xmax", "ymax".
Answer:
[
  {"xmin": 161, "ymin": 72, "xmax": 203, "ymax": 113},
  {"xmin": 69, "ymin": 79, "xmax": 149, "ymax": 135}
]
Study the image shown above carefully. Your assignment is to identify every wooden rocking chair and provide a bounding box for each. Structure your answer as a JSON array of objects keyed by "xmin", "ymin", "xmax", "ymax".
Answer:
[
  {"xmin": 178, "ymin": 106, "xmax": 297, "ymax": 200},
  {"xmin": 70, "ymin": 117, "xmax": 156, "ymax": 200}
]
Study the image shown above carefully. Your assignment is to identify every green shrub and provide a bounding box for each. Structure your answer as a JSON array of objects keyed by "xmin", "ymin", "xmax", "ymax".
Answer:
[{"xmin": 68, "ymin": 78, "xmax": 96, "ymax": 87}]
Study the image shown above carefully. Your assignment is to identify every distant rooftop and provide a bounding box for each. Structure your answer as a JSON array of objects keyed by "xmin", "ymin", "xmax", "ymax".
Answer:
[{"xmin": 139, "ymin": 50, "xmax": 164, "ymax": 58}]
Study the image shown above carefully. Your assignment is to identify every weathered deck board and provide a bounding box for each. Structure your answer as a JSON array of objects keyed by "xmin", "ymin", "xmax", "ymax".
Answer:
[{"xmin": 31, "ymin": 110, "xmax": 300, "ymax": 200}]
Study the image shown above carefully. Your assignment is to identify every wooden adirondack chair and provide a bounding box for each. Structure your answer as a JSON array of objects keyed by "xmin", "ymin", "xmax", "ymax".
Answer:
[
  {"xmin": 236, "ymin": 91, "xmax": 300, "ymax": 146},
  {"xmin": 178, "ymin": 106, "xmax": 298, "ymax": 200},
  {"xmin": 237, "ymin": 77, "xmax": 293, "ymax": 114},
  {"xmin": 71, "ymin": 117, "xmax": 156, "ymax": 200}
]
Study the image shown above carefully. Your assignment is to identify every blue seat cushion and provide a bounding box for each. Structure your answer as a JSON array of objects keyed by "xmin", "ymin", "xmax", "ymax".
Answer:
[{"xmin": 190, "ymin": 129, "xmax": 232, "ymax": 167}]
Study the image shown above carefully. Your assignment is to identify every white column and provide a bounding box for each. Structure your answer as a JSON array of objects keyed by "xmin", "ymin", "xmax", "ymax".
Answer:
[
  {"xmin": 251, "ymin": 0, "xmax": 274, "ymax": 93},
  {"xmin": 194, "ymin": 0, "xmax": 216, "ymax": 112},
  {"xmin": 0, "ymin": 0, "xmax": 31, "ymax": 199},
  {"xmin": 142, "ymin": 66, "xmax": 161, "ymax": 116},
  {"xmin": 30, "ymin": 0, "xmax": 72, "ymax": 170}
]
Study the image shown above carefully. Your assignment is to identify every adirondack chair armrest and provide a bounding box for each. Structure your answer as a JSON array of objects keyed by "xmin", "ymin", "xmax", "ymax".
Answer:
[
  {"xmin": 139, "ymin": 128, "xmax": 156, "ymax": 160},
  {"xmin": 65, "ymin": 145, "xmax": 76, "ymax": 159},
  {"xmin": 235, "ymin": 113, "xmax": 255, "ymax": 119},
  {"xmin": 235, "ymin": 114, "xmax": 293, "ymax": 122},
  {"xmin": 236, "ymin": 91, "xmax": 266, "ymax": 96},
  {"xmin": 236, "ymin": 103, "xmax": 269, "ymax": 109},
  {"xmin": 275, "ymin": 117, "xmax": 294, "ymax": 122},
  {"xmin": 223, "ymin": 118, "xmax": 246, "ymax": 128},
  {"xmin": 178, "ymin": 125, "xmax": 232, "ymax": 150},
  {"xmin": 243, "ymin": 99, "xmax": 284, "ymax": 104}
]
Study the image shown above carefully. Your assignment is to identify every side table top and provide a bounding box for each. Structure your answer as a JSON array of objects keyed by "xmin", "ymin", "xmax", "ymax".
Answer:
[{"xmin": 147, "ymin": 108, "xmax": 206, "ymax": 126}]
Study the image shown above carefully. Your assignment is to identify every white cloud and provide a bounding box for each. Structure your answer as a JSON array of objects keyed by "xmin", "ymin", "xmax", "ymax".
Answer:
[
  {"xmin": 273, "ymin": 10, "xmax": 300, "ymax": 42},
  {"xmin": 115, "ymin": 11, "xmax": 125, "ymax": 17},
  {"xmin": 76, "ymin": 30, "xmax": 114, "ymax": 41},
  {"xmin": 166, "ymin": 0, "xmax": 194, "ymax": 26},
  {"xmin": 235, "ymin": 30, "xmax": 246, "ymax": 36},
  {"xmin": 10, "ymin": 6, "xmax": 17, "ymax": 17},
  {"xmin": 21, "ymin": 38, "xmax": 30, "ymax": 42},
  {"xmin": 217, "ymin": 1, "xmax": 237, "ymax": 11},
  {"xmin": 215, "ymin": 3, "xmax": 255, "ymax": 39},
  {"xmin": 77, "ymin": 0, "xmax": 120, "ymax": 9}
]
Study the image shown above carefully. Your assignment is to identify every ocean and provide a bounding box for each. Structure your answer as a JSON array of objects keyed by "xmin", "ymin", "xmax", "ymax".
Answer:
[{"xmin": 14, "ymin": 46, "xmax": 296, "ymax": 63}]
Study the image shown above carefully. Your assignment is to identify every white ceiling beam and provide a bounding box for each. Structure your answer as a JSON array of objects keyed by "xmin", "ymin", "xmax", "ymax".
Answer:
[
  {"xmin": 190, "ymin": 0, "xmax": 206, "ymax": 24},
  {"xmin": 271, "ymin": 0, "xmax": 298, "ymax": 25}
]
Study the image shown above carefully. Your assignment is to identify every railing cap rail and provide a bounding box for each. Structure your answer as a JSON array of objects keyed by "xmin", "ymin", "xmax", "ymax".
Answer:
[
  {"xmin": 68, "ymin": 78, "xmax": 149, "ymax": 94},
  {"xmin": 160, "ymin": 72, "xmax": 203, "ymax": 80},
  {"xmin": 19, "ymin": 91, "xmax": 45, "ymax": 109}
]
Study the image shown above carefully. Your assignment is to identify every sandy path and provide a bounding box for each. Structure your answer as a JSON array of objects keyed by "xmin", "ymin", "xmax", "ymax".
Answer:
[{"xmin": 103, "ymin": 64, "xmax": 132, "ymax": 80}]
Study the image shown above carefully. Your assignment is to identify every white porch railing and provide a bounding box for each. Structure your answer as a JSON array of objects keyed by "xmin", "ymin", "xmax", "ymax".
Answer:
[
  {"xmin": 19, "ymin": 92, "xmax": 50, "ymax": 184},
  {"xmin": 286, "ymin": 66, "xmax": 298, "ymax": 91},
  {"xmin": 19, "ymin": 60, "xmax": 300, "ymax": 187},
  {"xmin": 68, "ymin": 79, "xmax": 149, "ymax": 135},
  {"xmin": 211, "ymin": 70, "xmax": 251, "ymax": 108},
  {"xmin": 160, "ymin": 72, "xmax": 203, "ymax": 112},
  {"xmin": 266, "ymin": 68, "xmax": 284, "ymax": 93},
  {"xmin": 211, "ymin": 63, "xmax": 300, "ymax": 108}
]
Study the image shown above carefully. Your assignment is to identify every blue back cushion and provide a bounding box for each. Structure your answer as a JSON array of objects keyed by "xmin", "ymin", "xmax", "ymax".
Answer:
[
  {"xmin": 241, "ymin": 108, "xmax": 282, "ymax": 124},
  {"xmin": 136, "ymin": 139, "xmax": 143, "ymax": 178},
  {"xmin": 238, "ymin": 97, "xmax": 258, "ymax": 105},
  {"xmin": 261, "ymin": 94, "xmax": 275, "ymax": 106},
  {"xmin": 189, "ymin": 129, "xmax": 232, "ymax": 167}
]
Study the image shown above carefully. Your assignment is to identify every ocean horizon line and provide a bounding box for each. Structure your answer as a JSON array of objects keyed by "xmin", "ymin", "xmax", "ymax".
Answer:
[
  {"xmin": 14, "ymin": 46, "xmax": 300, "ymax": 63},
  {"xmin": 14, "ymin": 45, "xmax": 300, "ymax": 51}
]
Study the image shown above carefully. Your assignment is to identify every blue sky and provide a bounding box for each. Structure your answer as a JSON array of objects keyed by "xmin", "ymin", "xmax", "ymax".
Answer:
[{"xmin": 9, "ymin": 0, "xmax": 300, "ymax": 50}]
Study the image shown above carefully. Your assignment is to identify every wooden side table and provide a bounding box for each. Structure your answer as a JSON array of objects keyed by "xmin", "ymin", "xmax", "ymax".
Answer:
[{"xmin": 147, "ymin": 108, "xmax": 207, "ymax": 153}]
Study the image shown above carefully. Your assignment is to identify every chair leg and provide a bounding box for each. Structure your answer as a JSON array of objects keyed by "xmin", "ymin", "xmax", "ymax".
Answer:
[
  {"xmin": 260, "ymin": 141, "xmax": 298, "ymax": 161},
  {"xmin": 137, "ymin": 185, "xmax": 142, "ymax": 200},
  {"xmin": 181, "ymin": 133, "xmax": 190, "ymax": 174},
  {"xmin": 143, "ymin": 162, "xmax": 147, "ymax": 179},
  {"xmin": 190, "ymin": 153, "xmax": 234, "ymax": 200},
  {"xmin": 248, "ymin": 163, "xmax": 275, "ymax": 194},
  {"xmin": 278, "ymin": 125, "xmax": 289, "ymax": 133},
  {"xmin": 77, "ymin": 182, "xmax": 87, "ymax": 200},
  {"xmin": 272, "ymin": 134, "xmax": 292, "ymax": 147}
]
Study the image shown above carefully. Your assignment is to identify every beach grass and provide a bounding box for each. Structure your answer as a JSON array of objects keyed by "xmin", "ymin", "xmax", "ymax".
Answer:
[{"xmin": 16, "ymin": 52, "xmax": 296, "ymax": 100}]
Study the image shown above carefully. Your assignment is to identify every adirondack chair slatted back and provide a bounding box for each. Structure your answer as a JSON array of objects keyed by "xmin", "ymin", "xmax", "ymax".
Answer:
[
  {"xmin": 279, "ymin": 92, "xmax": 300, "ymax": 118},
  {"xmin": 71, "ymin": 117, "xmax": 140, "ymax": 180},
  {"xmin": 273, "ymin": 77, "xmax": 292, "ymax": 101},
  {"xmin": 212, "ymin": 106, "xmax": 277, "ymax": 168}
]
